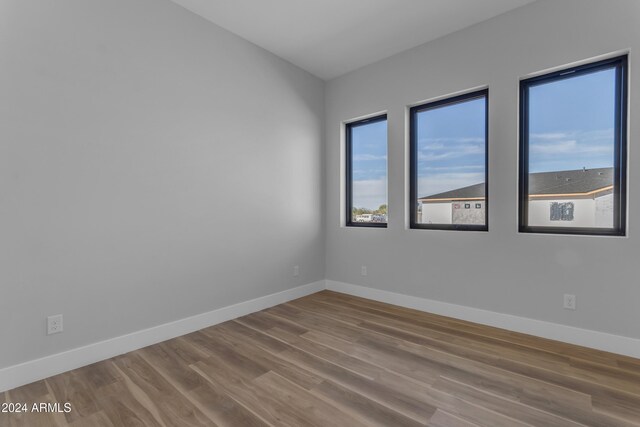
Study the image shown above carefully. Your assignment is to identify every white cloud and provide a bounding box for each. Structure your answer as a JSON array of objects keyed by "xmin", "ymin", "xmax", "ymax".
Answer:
[
  {"xmin": 352, "ymin": 168, "xmax": 386, "ymax": 178},
  {"xmin": 353, "ymin": 154, "xmax": 387, "ymax": 161},
  {"xmin": 420, "ymin": 137, "xmax": 484, "ymax": 145},
  {"xmin": 423, "ymin": 165, "xmax": 484, "ymax": 171},
  {"xmin": 421, "ymin": 142, "xmax": 446, "ymax": 151},
  {"xmin": 530, "ymin": 140, "xmax": 578, "ymax": 154},
  {"xmin": 417, "ymin": 136, "xmax": 485, "ymax": 162},
  {"xmin": 530, "ymin": 129, "xmax": 613, "ymax": 143},
  {"xmin": 530, "ymin": 129, "xmax": 614, "ymax": 156},
  {"xmin": 529, "ymin": 132, "xmax": 571, "ymax": 140},
  {"xmin": 532, "ymin": 141, "xmax": 612, "ymax": 155},
  {"xmin": 530, "ymin": 133, "xmax": 613, "ymax": 156},
  {"xmin": 418, "ymin": 144, "xmax": 484, "ymax": 161}
]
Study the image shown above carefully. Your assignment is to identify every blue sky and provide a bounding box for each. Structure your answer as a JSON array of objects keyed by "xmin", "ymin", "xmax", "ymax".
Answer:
[
  {"xmin": 351, "ymin": 120, "xmax": 387, "ymax": 209},
  {"xmin": 528, "ymin": 68, "xmax": 615, "ymax": 173},
  {"xmin": 416, "ymin": 97, "xmax": 486, "ymax": 198},
  {"xmin": 350, "ymin": 67, "xmax": 616, "ymax": 207}
]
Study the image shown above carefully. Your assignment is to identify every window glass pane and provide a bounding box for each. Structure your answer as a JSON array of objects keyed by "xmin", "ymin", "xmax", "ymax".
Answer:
[
  {"xmin": 347, "ymin": 117, "xmax": 387, "ymax": 225},
  {"xmin": 526, "ymin": 68, "xmax": 616, "ymax": 229},
  {"xmin": 414, "ymin": 94, "xmax": 487, "ymax": 228}
]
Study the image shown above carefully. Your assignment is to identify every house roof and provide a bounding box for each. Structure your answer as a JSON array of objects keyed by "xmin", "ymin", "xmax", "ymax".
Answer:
[
  {"xmin": 419, "ymin": 167, "xmax": 613, "ymax": 201},
  {"xmin": 420, "ymin": 182, "xmax": 485, "ymax": 201}
]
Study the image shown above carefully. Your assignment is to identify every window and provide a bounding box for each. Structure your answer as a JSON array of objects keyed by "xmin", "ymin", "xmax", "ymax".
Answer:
[
  {"xmin": 519, "ymin": 56, "xmax": 627, "ymax": 236},
  {"xmin": 550, "ymin": 202, "xmax": 574, "ymax": 221},
  {"xmin": 410, "ymin": 90, "xmax": 488, "ymax": 230},
  {"xmin": 345, "ymin": 115, "xmax": 387, "ymax": 227}
]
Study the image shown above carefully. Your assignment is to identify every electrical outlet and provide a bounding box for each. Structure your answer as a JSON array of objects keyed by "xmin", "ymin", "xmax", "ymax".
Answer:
[
  {"xmin": 293, "ymin": 265, "xmax": 299, "ymax": 277},
  {"xmin": 361, "ymin": 265, "xmax": 367, "ymax": 276},
  {"xmin": 563, "ymin": 294, "xmax": 576, "ymax": 310},
  {"xmin": 47, "ymin": 314, "xmax": 63, "ymax": 335}
]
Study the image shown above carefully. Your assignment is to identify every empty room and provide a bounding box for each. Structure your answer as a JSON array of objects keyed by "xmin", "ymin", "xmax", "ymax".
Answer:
[{"xmin": 1, "ymin": 0, "xmax": 639, "ymax": 426}]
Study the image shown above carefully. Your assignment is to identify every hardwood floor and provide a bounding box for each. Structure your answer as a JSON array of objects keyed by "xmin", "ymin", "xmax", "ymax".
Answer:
[{"xmin": 2, "ymin": 290, "xmax": 640, "ymax": 426}]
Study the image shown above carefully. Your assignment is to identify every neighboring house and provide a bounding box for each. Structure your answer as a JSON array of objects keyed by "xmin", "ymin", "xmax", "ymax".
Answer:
[
  {"xmin": 419, "ymin": 167, "xmax": 614, "ymax": 227},
  {"xmin": 419, "ymin": 183, "xmax": 486, "ymax": 225}
]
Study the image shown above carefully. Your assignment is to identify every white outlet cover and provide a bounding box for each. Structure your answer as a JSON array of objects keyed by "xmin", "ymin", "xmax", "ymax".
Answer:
[
  {"xmin": 563, "ymin": 294, "xmax": 576, "ymax": 310},
  {"xmin": 47, "ymin": 314, "xmax": 63, "ymax": 335},
  {"xmin": 361, "ymin": 266, "xmax": 367, "ymax": 276}
]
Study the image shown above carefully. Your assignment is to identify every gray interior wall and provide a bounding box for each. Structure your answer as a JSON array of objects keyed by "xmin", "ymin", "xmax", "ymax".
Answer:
[
  {"xmin": 325, "ymin": 0, "xmax": 640, "ymax": 339},
  {"xmin": 0, "ymin": 0, "xmax": 325, "ymax": 369}
]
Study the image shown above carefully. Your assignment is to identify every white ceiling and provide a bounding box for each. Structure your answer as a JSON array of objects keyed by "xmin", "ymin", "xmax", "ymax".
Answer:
[{"xmin": 171, "ymin": 0, "xmax": 537, "ymax": 80}]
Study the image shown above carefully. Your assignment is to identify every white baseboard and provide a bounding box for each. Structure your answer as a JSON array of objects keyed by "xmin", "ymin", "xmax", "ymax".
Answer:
[
  {"xmin": 0, "ymin": 280, "xmax": 325, "ymax": 393},
  {"xmin": 3, "ymin": 278, "xmax": 638, "ymax": 393},
  {"xmin": 326, "ymin": 280, "xmax": 640, "ymax": 359}
]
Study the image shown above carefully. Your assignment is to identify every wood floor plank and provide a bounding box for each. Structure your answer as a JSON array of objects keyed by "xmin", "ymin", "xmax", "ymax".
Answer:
[
  {"xmin": 258, "ymin": 328, "xmax": 439, "ymax": 424},
  {"xmin": 592, "ymin": 394, "xmax": 640, "ymax": 425},
  {"xmin": 90, "ymin": 378, "xmax": 165, "ymax": 427},
  {"xmin": 112, "ymin": 354, "xmax": 213, "ymax": 427},
  {"xmin": 68, "ymin": 411, "xmax": 114, "ymax": 427},
  {"xmin": 428, "ymin": 409, "xmax": 481, "ymax": 427},
  {"xmin": 309, "ymin": 379, "xmax": 425, "ymax": 427},
  {"xmin": 184, "ymin": 382, "xmax": 267, "ymax": 427},
  {"xmin": 236, "ymin": 311, "xmax": 308, "ymax": 336},
  {"xmin": 351, "ymin": 322, "xmax": 596, "ymax": 409},
  {"xmin": 433, "ymin": 375, "xmax": 587, "ymax": 427},
  {"xmin": 187, "ymin": 332, "xmax": 270, "ymax": 382},
  {"xmin": 2, "ymin": 290, "xmax": 640, "ymax": 426},
  {"xmin": 2, "ymin": 382, "xmax": 66, "ymax": 427},
  {"xmin": 249, "ymin": 322, "xmax": 384, "ymax": 381},
  {"xmin": 4, "ymin": 381, "xmax": 49, "ymax": 404},
  {"xmin": 2, "ymin": 392, "xmax": 65, "ymax": 427},
  {"xmin": 138, "ymin": 339, "xmax": 210, "ymax": 392},
  {"xmin": 46, "ymin": 369, "xmax": 101, "ymax": 423},
  {"xmin": 618, "ymin": 359, "xmax": 640, "ymax": 374},
  {"xmin": 72, "ymin": 361, "xmax": 121, "ymax": 391},
  {"xmin": 205, "ymin": 320, "xmax": 289, "ymax": 354},
  {"xmin": 192, "ymin": 355, "xmax": 323, "ymax": 427},
  {"xmin": 253, "ymin": 371, "xmax": 368, "ymax": 427},
  {"xmin": 200, "ymin": 323, "xmax": 324, "ymax": 390}
]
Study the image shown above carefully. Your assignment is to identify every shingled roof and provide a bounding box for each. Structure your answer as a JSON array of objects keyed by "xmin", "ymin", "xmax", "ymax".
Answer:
[
  {"xmin": 419, "ymin": 167, "xmax": 613, "ymax": 201},
  {"xmin": 420, "ymin": 182, "xmax": 485, "ymax": 201}
]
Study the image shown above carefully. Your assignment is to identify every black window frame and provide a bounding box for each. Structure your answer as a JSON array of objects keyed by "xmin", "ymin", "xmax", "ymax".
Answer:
[
  {"xmin": 409, "ymin": 89, "xmax": 489, "ymax": 231},
  {"xmin": 345, "ymin": 114, "xmax": 388, "ymax": 228},
  {"xmin": 519, "ymin": 55, "xmax": 628, "ymax": 236}
]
